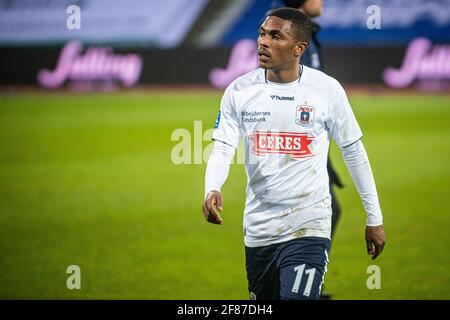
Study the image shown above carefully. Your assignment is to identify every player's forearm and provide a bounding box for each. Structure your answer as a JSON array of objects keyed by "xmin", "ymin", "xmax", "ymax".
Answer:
[
  {"xmin": 204, "ymin": 140, "xmax": 235, "ymax": 198},
  {"xmin": 341, "ymin": 140, "xmax": 383, "ymax": 226}
]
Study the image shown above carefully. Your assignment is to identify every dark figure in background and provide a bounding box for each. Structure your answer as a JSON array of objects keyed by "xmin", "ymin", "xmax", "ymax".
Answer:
[{"xmin": 282, "ymin": 0, "xmax": 343, "ymax": 299}]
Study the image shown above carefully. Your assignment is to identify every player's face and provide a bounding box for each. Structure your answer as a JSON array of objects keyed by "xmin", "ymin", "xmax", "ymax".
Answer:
[{"xmin": 257, "ymin": 16, "xmax": 304, "ymax": 71}]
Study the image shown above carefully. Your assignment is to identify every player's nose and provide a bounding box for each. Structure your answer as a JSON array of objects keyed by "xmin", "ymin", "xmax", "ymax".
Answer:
[{"xmin": 258, "ymin": 36, "xmax": 269, "ymax": 48}]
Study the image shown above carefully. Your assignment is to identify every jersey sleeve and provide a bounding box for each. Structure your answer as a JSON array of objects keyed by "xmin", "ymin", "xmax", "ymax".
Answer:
[
  {"xmin": 212, "ymin": 86, "xmax": 240, "ymax": 149},
  {"xmin": 328, "ymin": 80, "xmax": 363, "ymax": 148}
]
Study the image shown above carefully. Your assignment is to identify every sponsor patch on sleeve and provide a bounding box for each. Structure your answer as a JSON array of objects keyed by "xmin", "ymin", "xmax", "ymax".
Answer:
[{"xmin": 214, "ymin": 110, "xmax": 221, "ymax": 129}]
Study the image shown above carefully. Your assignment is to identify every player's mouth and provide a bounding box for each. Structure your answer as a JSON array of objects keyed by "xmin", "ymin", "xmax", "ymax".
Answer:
[{"xmin": 258, "ymin": 49, "xmax": 271, "ymax": 62}]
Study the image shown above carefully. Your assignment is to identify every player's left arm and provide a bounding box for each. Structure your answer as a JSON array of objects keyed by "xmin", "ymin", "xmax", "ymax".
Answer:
[
  {"xmin": 328, "ymin": 79, "xmax": 385, "ymax": 260},
  {"xmin": 341, "ymin": 140, "xmax": 386, "ymax": 260}
]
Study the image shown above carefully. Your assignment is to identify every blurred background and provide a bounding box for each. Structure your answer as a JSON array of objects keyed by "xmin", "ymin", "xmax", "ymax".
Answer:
[{"xmin": 0, "ymin": 0, "xmax": 449, "ymax": 299}]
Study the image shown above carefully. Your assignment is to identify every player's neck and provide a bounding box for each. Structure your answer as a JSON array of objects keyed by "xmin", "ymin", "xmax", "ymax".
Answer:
[{"xmin": 266, "ymin": 64, "xmax": 300, "ymax": 83}]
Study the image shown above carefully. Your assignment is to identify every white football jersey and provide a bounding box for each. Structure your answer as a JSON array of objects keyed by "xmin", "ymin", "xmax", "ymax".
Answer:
[{"xmin": 212, "ymin": 65, "xmax": 363, "ymax": 247}]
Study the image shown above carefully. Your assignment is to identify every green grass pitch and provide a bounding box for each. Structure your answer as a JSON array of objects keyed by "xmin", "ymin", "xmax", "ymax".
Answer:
[{"xmin": 0, "ymin": 90, "xmax": 449, "ymax": 299}]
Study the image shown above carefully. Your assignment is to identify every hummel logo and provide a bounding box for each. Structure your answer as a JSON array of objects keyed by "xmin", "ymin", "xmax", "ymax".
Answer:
[{"xmin": 270, "ymin": 95, "xmax": 294, "ymax": 101}]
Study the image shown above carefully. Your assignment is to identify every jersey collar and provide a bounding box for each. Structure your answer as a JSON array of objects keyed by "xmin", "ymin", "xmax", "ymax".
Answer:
[{"xmin": 262, "ymin": 65, "xmax": 306, "ymax": 89}]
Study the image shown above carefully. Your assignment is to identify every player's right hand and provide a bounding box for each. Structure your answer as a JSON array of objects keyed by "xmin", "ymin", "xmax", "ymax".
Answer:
[{"xmin": 202, "ymin": 190, "xmax": 224, "ymax": 225}]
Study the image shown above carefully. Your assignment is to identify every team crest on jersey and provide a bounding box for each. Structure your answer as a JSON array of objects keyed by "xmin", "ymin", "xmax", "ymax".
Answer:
[{"xmin": 295, "ymin": 105, "xmax": 315, "ymax": 127}]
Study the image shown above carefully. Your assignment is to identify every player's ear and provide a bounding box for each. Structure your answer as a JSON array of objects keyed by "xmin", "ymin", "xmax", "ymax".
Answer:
[{"xmin": 295, "ymin": 41, "xmax": 308, "ymax": 57}]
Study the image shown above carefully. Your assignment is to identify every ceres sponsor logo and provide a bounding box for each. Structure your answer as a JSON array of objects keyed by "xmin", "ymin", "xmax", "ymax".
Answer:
[{"xmin": 249, "ymin": 131, "xmax": 314, "ymax": 158}]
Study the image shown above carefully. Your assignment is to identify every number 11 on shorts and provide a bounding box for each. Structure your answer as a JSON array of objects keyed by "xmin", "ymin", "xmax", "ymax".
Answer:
[{"xmin": 292, "ymin": 264, "xmax": 316, "ymax": 297}]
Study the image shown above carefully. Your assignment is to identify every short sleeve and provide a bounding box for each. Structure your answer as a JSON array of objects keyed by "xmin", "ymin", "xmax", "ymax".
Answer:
[
  {"xmin": 328, "ymin": 80, "xmax": 363, "ymax": 148},
  {"xmin": 212, "ymin": 86, "xmax": 240, "ymax": 149}
]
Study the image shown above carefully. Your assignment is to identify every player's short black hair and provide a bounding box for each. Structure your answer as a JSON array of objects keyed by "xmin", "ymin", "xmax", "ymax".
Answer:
[{"xmin": 265, "ymin": 7, "xmax": 312, "ymax": 43}]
